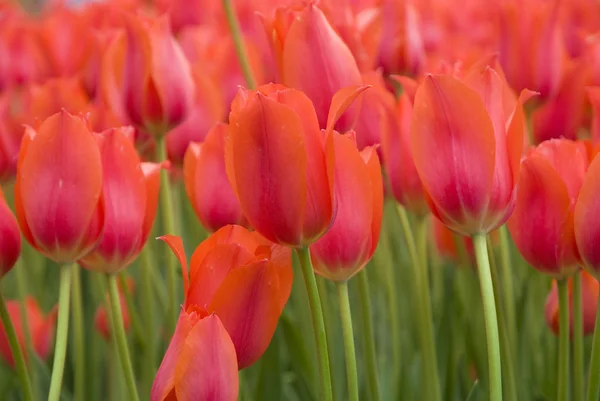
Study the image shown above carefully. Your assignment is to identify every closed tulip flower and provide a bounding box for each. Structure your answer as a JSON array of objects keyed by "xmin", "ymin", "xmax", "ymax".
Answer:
[
  {"xmin": 0, "ymin": 187, "xmax": 20, "ymax": 277},
  {"xmin": 310, "ymin": 133, "xmax": 383, "ymax": 281},
  {"xmin": 184, "ymin": 123, "xmax": 247, "ymax": 233},
  {"xmin": 79, "ymin": 127, "xmax": 164, "ymax": 273},
  {"xmin": 226, "ymin": 83, "xmax": 367, "ymax": 247},
  {"xmin": 15, "ymin": 110, "xmax": 104, "ymax": 263},
  {"xmin": 411, "ymin": 64, "xmax": 531, "ymax": 235},
  {"xmin": 509, "ymin": 139, "xmax": 588, "ymax": 278},
  {"xmin": 159, "ymin": 225, "xmax": 293, "ymax": 369}
]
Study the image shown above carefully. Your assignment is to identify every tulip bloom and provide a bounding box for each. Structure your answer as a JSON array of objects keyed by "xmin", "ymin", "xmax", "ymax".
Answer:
[
  {"xmin": 101, "ymin": 15, "xmax": 194, "ymax": 133},
  {"xmin": 410, "ymin": 66, "xmax": 530, "ymax": 235},
  {"xmin": 575, "ymin": 150, "xmax": 600, "ymax": 278},
  {"xmin": 184, "ymin": 123, "xmax": 247, "ymax": 232},
  {"xmin": 263, "ymin": 3, "xmax": 362, "ymax": 130},
  {"xmin": 15, "ymin": 110, "xmax": 104, "ymax": 263},
  {"xmin": 545, "ymin": 270, "xmax": 599, "ymax": 336},
  {"xmin": 508, "ymin": 139, "xmax": 588, "ymax": 278},
  {"xmin": 159, "ymin": 225, "xmax": 293, "ymax": 369},
  {"xmin": 0, "ymin": 187, "xmax": 20, "ymax": 277},
  {"xmin": 0, "ymin": 297, "xmax": 56, "ymax": 367},
  {"xmin": 79, "ymin": 127, "xmax": 164, "ymax": 273},
  {"xmin": 226, "ymin": 83, "xmax": 367, "ymax": 247},
  {"xmin": 310, "ymin": 133, "xmax": 383, "ymax": 281}
]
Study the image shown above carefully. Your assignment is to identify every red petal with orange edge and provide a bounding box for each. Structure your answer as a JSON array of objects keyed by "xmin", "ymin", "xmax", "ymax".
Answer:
[
  {"xmin": 363, "ymin": 146, "xmax": 384, "ymax": 257},
  {"xmin": 140, "ymin": 161, "xmax": 165, "ymax": 246},
  {"xmin": 173, "ymin": 314, "xmax": 239, "ymax": 401},
  {"xmin": 158, "ymin": 235, "xmax": 189, "ymax": 294},
  {"xmin": 508, "ymin": 155, "xmax": 579, "ymax": 277},
  {"xmin": 228, "ymin": 93, "xmax": 307, "ymax": 246},
  {"xmin": 575, "ymin": 155, "xmax": 600, "ymax": 275},
  {"xmin": 18, "ymin": 111, "xmax": 103, "ymax": 263},
  {"xmin": 410, "ymin": 75, "xmax": 496, "ymax": 235},
  {"xmin": 209, "ymin": 260, "xmax": 292, "ymax": 369},
  {"xmin": 326, "ymin": 85, "xmax": 370, "ymax": 133}
]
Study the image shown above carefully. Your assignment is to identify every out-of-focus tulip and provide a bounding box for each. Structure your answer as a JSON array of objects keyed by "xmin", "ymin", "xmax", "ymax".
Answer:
[
  {"xmin": 410, "ymin": 65, "xmax": 531, "ymax": 236},
  {"xmin": 24, "ymin": 78, "xmax": 89, "ymax": 122},
  {"xmin": 0, "ymin": 187, "xmax": 20, "ymax": 277},
  {"xmin": 151, "ymin": 311, "xmax": 238, "ymax": 401},
  {"xmin": 263, "ymin": 3, "xmax": 362, "ymax": 131},
  {"xmin": 79, "ymin": 127, "xmax": 164, "ymax": 273},
  {"xmin": 15, "ymin": 110, "xmax": 104, "ymax": 263},
  {"xmin": 575, "ymin": 151, "xmax": 600, "ymax": 278},
  {"xmin": 101, "ymin": 15, "xmax": 194, "ymax": 134},
  {"xmin": 588, "ymin": 87, "xmax": 600, "ymax": 144},
  {"xmin": 160, "ymin": 225, "xmax": 293, "ymax": 369},
  {"xmin": 166, "ymin": 65, "xmax": 225, "ymax": 164},
  {"xmin": 0, "ymin": 297, "xmax": 56, "ymax": 367},
  {"xmin": 0, "ymin": 91, "xmax": 24, "ymax": 182},
  {"xmin": 94, "ymin": 278, "xmax": 133, "ymax": 341},
  {"xmin": 545, "ymin": 270, "xmax": 599, "ymax": 336},
  {"xmin": 310, "ymin": 132, "xmax": 383, "ymax": 281},
  {"xmin": 432, "ymin": 216, "xmax": 475, "ymax": 264},
  {"xmin": 509, "ymin": 139, "xmax": 588, "ymax": 278},
  {"xmin": 226, "ymin": 83, "xmax": 366, "ymax": 247},
  {"xmin": 184, "ymin": 123, "xmax": 247, "ymax": 233}
]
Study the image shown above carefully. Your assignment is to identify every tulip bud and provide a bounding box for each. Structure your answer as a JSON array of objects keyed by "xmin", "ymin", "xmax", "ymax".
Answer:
[
  {"xmin": 15, "ymin": 110, "xmax": 104, "ymax": 263},
  {"xmin": 574, "ymin": 151, "xmax": 600, "ymax": 278},
  {"xmin": 310, "ymin": 132, "xmax": 383, "ymax": 281},
  {"xmin": 0, "ymin": 187, "xmax": 20, "ymax": 277},
  {"xmin": 184, "ymin": 123, "xmax": 247, "ymax": 233}
]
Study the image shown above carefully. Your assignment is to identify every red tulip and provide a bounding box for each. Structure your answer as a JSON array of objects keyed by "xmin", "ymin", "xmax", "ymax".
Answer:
[
  {"xmin": 0, "ymin": 297, "xmax": 56, "ymax": 367},
  {"xmin": 15, "ymin": 110, "xmax": 104, "ymax": 263},
  {"xmin": 508, "ymin": 139, "xmax": 588, "ymax": 278},
  {"xmin": 184, "ymin": 123, "xmax": 247, "ymax": 233},
  {"xmin": 0, "ymin": 91, "xmax": 23, "ymax": 182},
  {"xmin": 94, "ymin": 278, "xmax": 134, "ymax": 341},
  {"xmin": 410, "ymin": 65, "xmax": 532, "ymax": 235},
  {"xmin": 0, "ymin": 187, "xmax": 20, "ymax": 277},
  {"xmin": 159, "ymin": 225, "xmax": 293, "ymax": 369},
  {"xmin": 263, "ymin": 2, "xmax": 362, "ymax": 131},
  {"xmin": 24, "ymin": 78, "xmax": 89, "ymax": 122},
  {"xmin": 151, "ymin": 311, "xmax": 238, "ymax": 401},
  {"xmin": 226, "ymin": 83, "xmax": 367, "ymax": 247},
  {"xmin": 101, "ymin": 15, "xmax": 194, "ymax": 133},
  {"xmin": 310, "ymin": 132, "xmax": 383, "ymax": 281},
  {"xmin": 575, "ymin": 150, "xmax": 600, "ymax": 277},
  {"xmin": 79, "ymin": 127, "xmax": 164, "ymax": 273},
  {"xmin": 545, "ymin": 270, "xmax": 599, "ymax": 336}
]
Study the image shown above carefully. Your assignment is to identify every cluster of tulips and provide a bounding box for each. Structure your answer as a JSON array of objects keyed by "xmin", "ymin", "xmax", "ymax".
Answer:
[{"xmin": 2, "ymin": 0, "xmax": 600, "ymax": 400}]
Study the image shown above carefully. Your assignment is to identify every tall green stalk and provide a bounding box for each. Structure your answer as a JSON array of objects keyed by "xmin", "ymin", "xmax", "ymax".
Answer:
[
  {"xmin": 573, "ymin": 273, "xmax": 584, "ymax": 401},
  {"xmin": 222, "ymin": 0, "xmax": 257, "ymax": 89},
  {"xmin": 15, "ymin": 258, "xmax": 35, "ymax": 395},
  {"xmin": 295, "ymin": 247, "xmax": 333, "ymax": 401},
  {"xmin": 337, "ymin": 281, "xmax": 359, "ymax": 401},
  {"xmin": 498, "ymin": 227, "xmax": 517, "ymax": 348},
  {"xmin": 140, "ymin": 245, "xmax": 157, "ymax": 396},
  {"xmin": 48, "ymin": 264, "xmax": 73, "ymax": 401},
  {"xmin": 357, "ymin": 270, "xmax": 381, "ymax": 401},
  {"xmin": 557, "ymin": 279, "xmax": 569, "ymax": 401},
  {"xmin": 396, "ymin": 205, "xmax": 441, "ymax": 401},
  {"xmin": 586, "ymin": 292, "xmax": 600, "ymax": 401},
  {"xmin": 472, "ymin": 234, "xmax": 502, "ymax": 401},
  {"xmin": 71, "ymin": 264, "xmax": 85, "ymax": 401}
]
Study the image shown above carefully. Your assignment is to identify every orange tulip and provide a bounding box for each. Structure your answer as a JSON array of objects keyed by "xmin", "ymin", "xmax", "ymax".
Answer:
[
  {"xmin": 24, "ymin": 77, "xmax": 89, "ymax": 122},
  {"xmin": 159, "ymin": 225, "xmax": 293, "ymax": 369},
  {"xmin": 184, "ymin": 123, "xmax": 247, "ymax": 233},
  {"xmin": 101, "ymin": 15, "xmax": 194, "ymax": 134},
  {"xmin": 0, "ymin": 187, "xmax": 20, "ymax": 277},
  {"xmin": 263, "ymin": 2, "xmax": 362, "ymax": 131},
  {"xmin": 0, "ymin": 297, "xmax": 56, "ymax": 367},
  {"xmin": 545, "ymin": 270, "xmax": 599, "ymax": 336},
  {"xmin": 226, "ymin": 83, "xmax": 366, "ymax": 247},
  {"xmin": 15, "ymin": 110, "xmax": 104, "ymax": 263},
  {"xmin": 410, "ymin": 64, "xmax": 531, "ymax": 235},
  {"xmin": 310, "ymin": 132, "xmax": 383, "ymax": 281},
  {"xmin": 79, "ymin": 127, "xmax": 164, "ymax": 273},
  {"xmin": 508, "ymin": 139, "xmax": 588, "ymax": 278}
]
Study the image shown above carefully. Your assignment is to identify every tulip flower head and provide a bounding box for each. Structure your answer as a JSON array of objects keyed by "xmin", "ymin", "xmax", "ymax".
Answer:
[
  {"xmin": 226, "ymin": 83, "xmax": 368, "ymax": 247},
  {"xmin": 310, "ymin": 132, "xmax": 383, "ymax": 282},
  {"xmin": 15, "ymin": 110, "xmax": 104, "ymax": 263},
  {"xmin": 0, "ymin": 187, "xmax": 20, "ymax": 277}
]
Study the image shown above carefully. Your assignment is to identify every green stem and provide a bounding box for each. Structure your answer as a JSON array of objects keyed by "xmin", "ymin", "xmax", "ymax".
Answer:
[
  {"xmin": 557, "ymin": 279, "xmax": 570, "ymax": 401},
  {"xmin": 71, "ymin": 264, "xmax": 85, "ymax": 401},
  {"xmin": 295, "ymin": 248, "xmax": 333, "ymax": 401},
  {"xmin": 316, "ymin": 277, "xmax": 336, "ymax": 391},
  {"xmin": 140, "ymin": 246, "xmax": 157, "ymax": 396},
  {"xmin": 472, "ymin": 234, "xmax": 502, "ymax": 401},
  {"xmin": 118, "ymin": 273, "xmax": 146, "ymax": 350},
  {"xmin": 222, "ymin": 0, "xmax": 257, "ymax": 89},
  {"xmin": 586, "ymin": 291, "xmax": 600, "ymax": 401},
  {"xmin": 15, "ymin": 257, "xmax": 35, "ymax": 394},
  {"xmin": 396, "ymin": 205, "xmax": 441, "ymax": 401},
  {"xmin": 48, "ymin": 264, "xmax": 73, "ymax": 401},
  {"xmin": 107, "ymin": 274, "xmax": 140, "ymax": 401},
  {"xmin": 573, "ymin": 273, "xmax": 584, "ymax": 401},
  {"xmin": 498, "ymin": 227, "xmax": 517, "ymax": 350},
  {"xmin": 337, "ymin": 281, "xmax": 359, "ymax": 401},
  {"xmin": 0, "ymin": 291, "xmax": 33, "ymax": 401},
  {"xmin": 156, "ymin": 135, "xmax": 178, "ymax": 334},
  {"xmin": 357, "ymin": 270, "xmax": 381, "ymax": 401}
]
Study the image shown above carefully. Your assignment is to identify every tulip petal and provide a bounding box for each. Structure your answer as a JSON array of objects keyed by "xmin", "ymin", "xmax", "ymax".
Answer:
[
  {"xmin": 575, "ymin": 155, "xmax": 600, "ymax": 274},
  {"xmin": 363, "ymin": 146, "xmax": 384, "ymax": 256},
  {"xmin": 0, "ymin": 187, "xmax": 20, "ymax": 276},
  {"xmin": 209, "ymin": 259, "xmax": 293, "ymax": 369},
  {"xmin": 325, "ymin": 85, "xmax": 370, "ymax": 134},
  {"xmin": 159, "ymin": 235, "xmax": 189, "ymax": 294},
  {"xmin": 140, "ymin": 161, "xmax": 166, "ymax": 245},
  {"xmin": 410, "ymin": 75, "xmax": 495, "ymax": 235}
]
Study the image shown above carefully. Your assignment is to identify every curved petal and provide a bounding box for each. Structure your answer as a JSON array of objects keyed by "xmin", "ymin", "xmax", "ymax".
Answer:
[
  {"xmin": 362, "ymin": 146, "xmax": 384, "ymax": 258},
  {"xmin": 159, "ymin": 235, "xmax": 189, "ymax": 294},
  {"xmin": 140, "ymin": 161, "xmax": 167, "ymax": 246},
  {"xmin": 575, "ymin": 155, "xmax": 600, "ymax": 275},
  {"xmin": 325, "ymin": 85, "xmax": 370, "ymax": 134}
]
